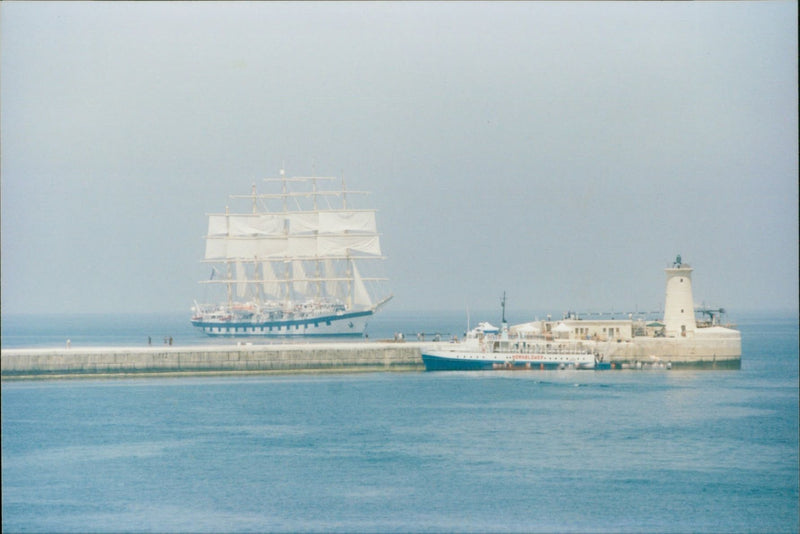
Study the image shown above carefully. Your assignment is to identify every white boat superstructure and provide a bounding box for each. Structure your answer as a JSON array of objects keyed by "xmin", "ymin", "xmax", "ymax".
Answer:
[
  {"xmin": 422, "ymin": 294, "xmax": 598, "ymax": 371},
  {"xmin": 423, "ymin": 324, "xmax": 597, "ymax": 371}
]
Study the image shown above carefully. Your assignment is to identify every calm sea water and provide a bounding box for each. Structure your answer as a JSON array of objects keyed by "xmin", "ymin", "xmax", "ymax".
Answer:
[
  {"xmin": 0, "ymin": 309, "xmax": 480, "ymax": 349},
  {"xmin": 2, "ymin": 312, "xmax": 798, "ymax": 533}
]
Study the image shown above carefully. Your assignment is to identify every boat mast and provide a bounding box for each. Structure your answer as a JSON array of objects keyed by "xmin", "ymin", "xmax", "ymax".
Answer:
[
  {"xmin": 343, "ymin": 177, "xmax": 352, "ymax": 308},
  {"xmin": 250, "ymin": 182, "xmax": 260, "ymax": 307},
  {"xmin": 280, "ymin": 168, "xmax": 288, "ymax": 213},
  {"xmin": 312, "ymin": 175, "xmax": 322, "ymax": 300},
  {"xmin": 311, "ymin": 175, "xmax": 318, "ymax": 210},
  {"xmin": 501, "ymin": 291, "xmax": 509, "ymax": 341},
  {"xmin": 341, "ymin": 172, "xmax": 347, "ymax": 210},
  {"xmin": 280, "ymin": 168, "xmax": 291, "ymax": 311},
  {"xmin": 225, "ymin": 205, "xmax": 233, "ymax": 310}
]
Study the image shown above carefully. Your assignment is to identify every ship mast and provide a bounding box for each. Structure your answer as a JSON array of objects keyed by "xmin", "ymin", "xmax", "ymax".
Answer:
[
  {"xmin": 280, "ymin": 168, "xmax": 288, "ymax": 213},
  {"xmin": 312, "ymin": 175, "xmax": 321, "ymax": 299},
  {"xmin": 342, "ymin": 174, "xmax": 352, "ymax": 308},
  {"xmin": 225, "ymin": 205, "xmax": 233, "ymax": 311},
  {"xmin": 341, "ymin": 172, "xmax": 347, "ymax": 210}
]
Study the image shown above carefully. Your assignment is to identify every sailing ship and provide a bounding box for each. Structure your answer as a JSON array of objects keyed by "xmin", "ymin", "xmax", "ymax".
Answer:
[{"xmin": 191, "ymin": 169, "xmax": 392, "ymax": 336}]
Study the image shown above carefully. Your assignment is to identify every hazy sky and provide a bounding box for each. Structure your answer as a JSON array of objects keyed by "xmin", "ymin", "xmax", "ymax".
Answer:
[{"xmin": 2, "ymin": 1, "xmax": 797, "ymax": 318}]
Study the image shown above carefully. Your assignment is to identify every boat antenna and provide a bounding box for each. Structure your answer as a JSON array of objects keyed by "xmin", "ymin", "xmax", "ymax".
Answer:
[{"xmin": 500, "ymin": 291, "xmax": 509, "ymax": 341}]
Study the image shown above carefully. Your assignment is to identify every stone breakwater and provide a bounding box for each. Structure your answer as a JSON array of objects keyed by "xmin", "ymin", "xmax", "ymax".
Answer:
[
  {"xmin": 585, "ymin": 334, "xmax": 742, "ymax": 369},
  {"xmin": 1, "ymin": 342, "xmax": 426, "ymax": 379}
]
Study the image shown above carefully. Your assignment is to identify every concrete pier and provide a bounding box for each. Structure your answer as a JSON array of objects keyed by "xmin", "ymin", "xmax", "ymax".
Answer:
[
  {"xmin": 592, "ymin": 334, "xmax": 741, "ymax": 368},
  {"xmin": 1, "ymin": 342, "xmax": 426, "ymax": 379}
]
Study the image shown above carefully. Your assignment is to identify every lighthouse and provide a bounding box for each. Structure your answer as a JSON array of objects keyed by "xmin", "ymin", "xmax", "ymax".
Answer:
[{"xmin": 663, "ymin": 255, "xmax": 696, "ymax": 337}]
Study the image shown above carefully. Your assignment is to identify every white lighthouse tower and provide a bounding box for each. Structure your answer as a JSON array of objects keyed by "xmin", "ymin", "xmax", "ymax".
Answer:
[{"xmin": 663, "ymin": 254, "xmax": 696, "ymax": 337}]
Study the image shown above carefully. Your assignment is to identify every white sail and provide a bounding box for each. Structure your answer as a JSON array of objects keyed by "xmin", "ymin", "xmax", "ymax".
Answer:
[
  {"xmin": 207, "ymin": 214, "xmax": 285, "ymax": 237},
  {"xmin": 287, "ymin": 213, "xmax": 318, "ymax": 234},
  {"xmin": 351, "ymin": 260, "xmax": 372, "ymax": 309},
  {"xmin": 319, "ymin": 211, "xmax": 377, "ymax": 234},
  {"xmin": 235, "ymin": 261, "xmax": 247, "ymax": 298},
  {"xmin": 227, "ymin": 239, "xmax": 259, "ymax": 260},
  {"xmin": 229, "ymin": 216, "xmax": 259, "ymax": 236},
  {"xmin": 204, "ymin": 238, "xmax": 227, "ymax": 260},
  {"xmin": 261, "ymin": 237, "xmax": 289, "ymax": 258},
  {"xmin": 287, "ymin": 235, "xmax": 317, "ymax": 258},
  {"xmin": 232, "ymin": 215, "xmax": 284, "ymax": 236},
  {"xmin": 262, "ymin": 261, "xmax": 280, "ymax": 298},
  {"xmin": 292, "ymin": 261, "xmax": 308, "ymax": 295},
  {"xmin": 208, "ymin": 215, "xmax": 229, "ymax": 236},
  {"xmin": 226, "ymin": 238, "xmax": 267, "ymax": 259},
  {"xmin": 311, "ymin": 260, "xmax": 324, "ymax": 297},
  {"xmin": 324, "ymin": 259, "xmax": 339, "ymax": 299},
  {"xmin": 207, "ymin": 228, "xmax": 381, "ymax": 260},
  {"xmin": 205, "ymin": 237, "xmax": 288, "ymax": 260},
  {"xmin": 317, "ymin": 235, "xmax": 381, "ymax": 257}
]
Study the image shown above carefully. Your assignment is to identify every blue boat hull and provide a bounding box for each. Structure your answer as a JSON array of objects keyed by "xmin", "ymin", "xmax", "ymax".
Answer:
[
  {"xmin": 192, "ymin": 310, "xmax": 373, "ymax": 337},
  {"xmin": 422, "ymin": 354, "xmax": 499, "ymax": 371},
  {"xmin": 421, "ymin": 352, "xmax": 595, "ymax": 371}
]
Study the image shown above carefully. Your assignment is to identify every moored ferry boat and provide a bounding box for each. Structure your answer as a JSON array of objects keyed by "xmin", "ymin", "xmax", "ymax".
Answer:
[
  {"xmin": 191, "ymin": 168, "xmax": 392, "ymax": 337},
  {"xmin": 421, "ymin": 342, "xmax": 598, "ymax": 371},
  {"xmin": 421, "ymin": 295, "xmax": 599, "ymax": 371}
]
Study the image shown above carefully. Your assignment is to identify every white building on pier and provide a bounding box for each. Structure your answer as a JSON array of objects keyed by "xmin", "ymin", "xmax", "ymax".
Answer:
[{"xmin": 510, "ymin": 256, "xmax": 741, "ymax": 367}]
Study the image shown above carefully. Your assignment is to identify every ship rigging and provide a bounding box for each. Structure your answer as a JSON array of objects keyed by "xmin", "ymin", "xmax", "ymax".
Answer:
[{"xmin": 191, "ymin": 168, "xmax": 392, "ymax": 336}]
